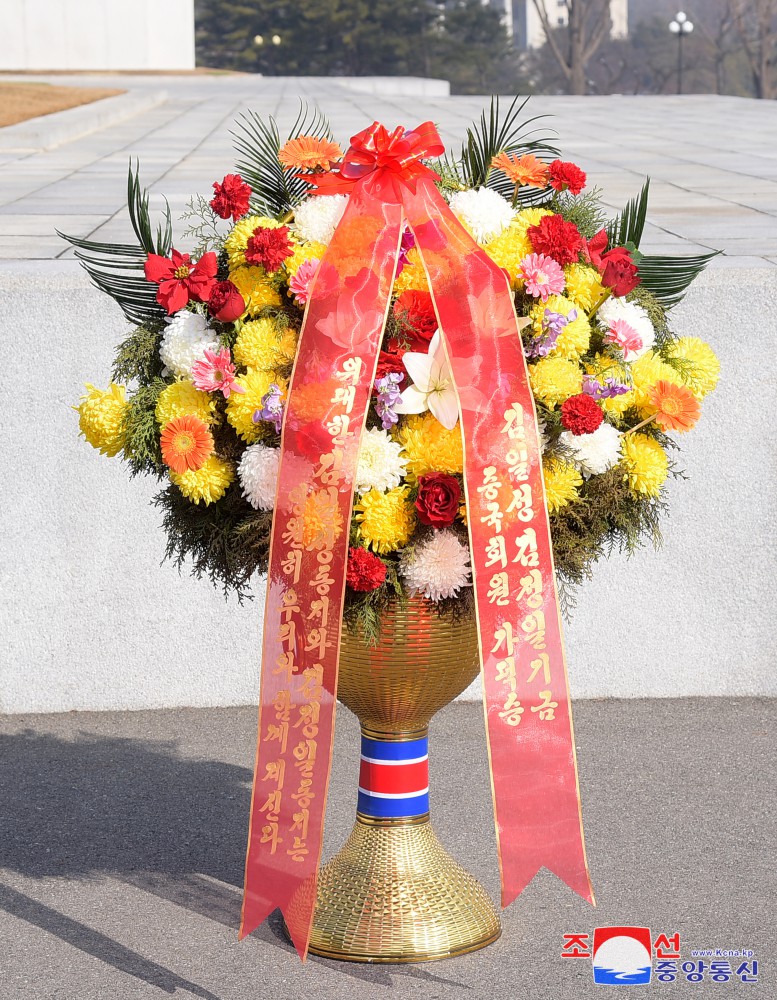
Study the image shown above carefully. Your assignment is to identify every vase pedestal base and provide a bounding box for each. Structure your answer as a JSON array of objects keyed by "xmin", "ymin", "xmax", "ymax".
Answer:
[{"xmin": 306, "ymin": 818, "xmax": 501, "ymax": 963}]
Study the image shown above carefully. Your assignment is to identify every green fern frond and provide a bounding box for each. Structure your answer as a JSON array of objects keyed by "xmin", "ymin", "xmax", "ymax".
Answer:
[{"xmin": 232, "ymin": 101, "xmax": 334, "ymax": 217}]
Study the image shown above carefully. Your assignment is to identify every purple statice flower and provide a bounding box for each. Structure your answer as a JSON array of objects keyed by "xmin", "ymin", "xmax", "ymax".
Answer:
[
  {"xmin": 253, "ymin": 382, "xmax": 284, "ymax": 433},
  {"xmin": 582, "ymin": 373, "xmax": 631, "ymax": 400},
  {"xmin": 374, "ymin": 372, "xmax": 403, "ymax": 430},
  {"xmin": 395, "ymin": 227, "xmax": 416, "ymax": 276},
  {"xmin": 524, "ymin": 308, "xmax": 576, "ymax": 358}
]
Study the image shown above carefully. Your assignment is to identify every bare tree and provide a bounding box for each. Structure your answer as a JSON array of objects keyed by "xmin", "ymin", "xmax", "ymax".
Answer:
[
  {"xmin": 531, "ymin": 0, "xmax": 612, "ymax": 95},
  {"xmin": 727, "ymin": 0, "xmax": 777, "ymax": 99}
]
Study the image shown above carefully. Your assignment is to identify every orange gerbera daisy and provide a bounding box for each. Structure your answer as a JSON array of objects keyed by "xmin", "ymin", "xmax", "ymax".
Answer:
[
  {"xmin": 647, "ymin": 380, "xmax": 701, "ymax": 432},
  {"xmin": 278, "ymin": 136, "xmax": 343, "ymax": 172},
  {"xmin": 491, "ymin": 152, "xmax": 550, "ymax": 189},
  {"xmin": 160, "ymin": 414, "xmax": 214, "ymax": 474}
]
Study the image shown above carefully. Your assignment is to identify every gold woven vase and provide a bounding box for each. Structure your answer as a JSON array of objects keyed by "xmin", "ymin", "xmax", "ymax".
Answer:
[{"xmin": 307, "ymin": 596, "xmax": 501, "ymax": 962}]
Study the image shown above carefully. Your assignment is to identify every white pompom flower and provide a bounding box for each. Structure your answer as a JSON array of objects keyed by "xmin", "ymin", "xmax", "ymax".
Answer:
[
  {"xmin": 159, "ymin": 310, "xmax": 220, "ymax": 378},
  {"xmin": 597, "ymin": 297, "xmax": 655, "ymax": 361},
  {"xmin": 448, "ymin": 187, "xmax": 514, "ymax": 243},
  {"xmin": 238, "ymin": 443, "xmax": 280, "ymax": 510},
  {"xmin": 355, "ymin": 427, "xmax": 408, "ymax": 494},
  {"xmin": 293, "ymin": 194, "xmax": 349, "ymax": 245},
  {"xmin": 559, "ymin": 423, "xmax": 622, "ymax": 478},
  {"xmin": 400, "ymin": 530, "xmax": 472, "ymax": 602}
]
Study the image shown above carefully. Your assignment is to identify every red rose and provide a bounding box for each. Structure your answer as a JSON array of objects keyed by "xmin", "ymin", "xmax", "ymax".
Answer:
[
  {"xmin": 600, "ymin": 246, "xmax": 640, "ymax": 297},
  {"xmin": 584, "ymin": 228, "xmax": 608, "ymax": 269},
  {"xmin": 144, "ymin": 249, "xmax": 217, "ymax": 314},
  {"xmin": 346, "ymin": 547, "xmax": 387, "ymax": 592},
  {"xmin": 527, "ymin": 214, "xmax": 585, "ymax": 266},
  {"xmin": 208, "ymin": 280, "xmax": 245, "ymax": 322},
  {"xmin": 393, "ymin": 290, "xmax": 437, "ymax": 345},
  {"xmin": 560, "ymin": 393, "xmax": 604, "ymax": 435},
  {"xmin": 245, "ymin": 225, "xmax": 294, "ymax": 273},
  {"xmin": 210, "ymin": 174, "xmax": 251, "ymax": 221},
  {"xmin": 549, "ymin": 159, "xmax": 587, "ymax": 195},
  {"xmin": 415, "ymin": 473, "xmax": 461, "ymax": 529}
]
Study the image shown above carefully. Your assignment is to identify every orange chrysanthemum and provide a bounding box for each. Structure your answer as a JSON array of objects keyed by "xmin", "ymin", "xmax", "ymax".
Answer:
[
  {"xmin": 491, "ymin": 152, "xmax": 550, "ymax": 189},
  {"xmin": 647, "ymin": 380, "xmax": 701, "ymax": 432},
  {"xmin": 160, "ymin": 414, "xmax": 214, "ymax": 474},
  {"xmin": 278, "ymin": 136, "xmax": 343, "ymax": 172}
]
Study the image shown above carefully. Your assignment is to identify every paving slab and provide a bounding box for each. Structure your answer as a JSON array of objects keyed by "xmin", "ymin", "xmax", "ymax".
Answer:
[
  {"xmin": 0, "ymin": 75, "xmax": 774, "ymax": 266},
  {"xmin": 0, "ymin": 699, "xmax": 772, "ymax": 999}
]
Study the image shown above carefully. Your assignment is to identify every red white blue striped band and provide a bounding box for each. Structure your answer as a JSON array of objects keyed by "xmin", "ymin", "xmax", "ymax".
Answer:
[{"xmin": 357, "ymin": 734, "xmax": 430, "ymax": 819}]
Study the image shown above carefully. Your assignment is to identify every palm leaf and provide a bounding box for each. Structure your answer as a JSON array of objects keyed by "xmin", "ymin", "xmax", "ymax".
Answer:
[
  {"xmin": 58, "ymin": 162, "xmax": 171, "ymax": 326},
  {"xmin": 454, "ymin": 95, "xmax": 558, "ymax": 202},
  {"xmin": 607, "ymin": 179, "xmax": 650, "ymax": 248},
  {"xmin": 232, "ymin": 101, "xmax": 334, "ymax": 217},
  {"xmin": 638, "ymin": 251, "xmax": 720, "ymax": 309}
]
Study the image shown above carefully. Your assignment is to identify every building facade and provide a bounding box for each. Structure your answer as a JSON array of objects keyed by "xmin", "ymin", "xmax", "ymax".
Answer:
[{"xmin": 488, "ymin": 0, "xmax": 628, "ymax": 49}]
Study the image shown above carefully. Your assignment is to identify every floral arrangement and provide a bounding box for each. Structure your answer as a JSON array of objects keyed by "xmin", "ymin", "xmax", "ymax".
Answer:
[{"xmin": 68, "ymin": 100, "xmax": 719, "ymax": 631}]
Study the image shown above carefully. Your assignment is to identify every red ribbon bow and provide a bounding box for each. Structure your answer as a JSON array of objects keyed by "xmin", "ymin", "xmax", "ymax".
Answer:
[{"xmin": 309, "ymin": 120, "xmax": 444, "ymax": 195}]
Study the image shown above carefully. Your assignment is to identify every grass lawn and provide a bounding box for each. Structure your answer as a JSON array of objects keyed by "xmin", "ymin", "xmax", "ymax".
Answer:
[{"xmin": 0, "ymin": 82, "xmax": 124, "ymax": 128}]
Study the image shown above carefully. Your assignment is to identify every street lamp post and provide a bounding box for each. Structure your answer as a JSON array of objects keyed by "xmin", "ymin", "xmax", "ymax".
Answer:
[
  {"xmin": 669, "ymin": 12, "xmax": 694, "ymax": 95},
  {"xmin": 253, "ymin": 33, "xmax": 282, "ymax": 74}
]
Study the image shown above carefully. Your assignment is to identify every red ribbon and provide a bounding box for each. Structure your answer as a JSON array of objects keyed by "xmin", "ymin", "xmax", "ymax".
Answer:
[{"xmin": 240, "ymin": 122, "xmax": 593, "ymax": 959}]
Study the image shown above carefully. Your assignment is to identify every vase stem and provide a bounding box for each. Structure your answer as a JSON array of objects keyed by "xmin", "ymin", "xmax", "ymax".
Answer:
[{"xmin": 357, "ymin": 728, "xmax": 430, "ymax": 824}]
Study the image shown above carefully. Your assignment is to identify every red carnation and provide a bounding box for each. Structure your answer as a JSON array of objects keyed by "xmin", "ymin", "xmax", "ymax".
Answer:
[
  {"xmin": 208, "ymin": 279, "xmax": 245, "ymax": 322},
  {"xmin": 527, "ymin": 214, "xmax": 585, "ymax": 266},
  {"xmin": 415, "ymin": 473, "xmax": 461, "ymax": 529},
  {"xmin": 210, "ymin": 174, "xmax": 251, "ymax": 221},
  {"xmin": 245, "ymin": 225, "xmax": 294, "ymax": 272},
  {"xmin": 346, "ymin": 547, "xmax": 387, "ymax": 592},
  {"xmin": 601, "ymin": 246, "xmax": 641, "ymax": 297},
  {"xmin": 393, "ymin": 289, "xmax": 437, "ymax": 346},
  {"xmin": 549, "ymin": 159, "xmax": 587, "ymax": 195},
  {"xmin": 144, "ymin": 249, "xmax": 218, "ymax": 314},
  {"xmin": 560, "ymin": 393, "xmax": 604, "ymax": 436},
  {"xmin": 375, "ymin": 348, "xmax": 407, "ymax": 386}
]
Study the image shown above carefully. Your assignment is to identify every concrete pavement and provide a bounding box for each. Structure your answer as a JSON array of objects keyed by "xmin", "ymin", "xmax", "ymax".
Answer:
[{"xmin": 0, "ymin": 699, "xmax": 773, "ymax": 998}]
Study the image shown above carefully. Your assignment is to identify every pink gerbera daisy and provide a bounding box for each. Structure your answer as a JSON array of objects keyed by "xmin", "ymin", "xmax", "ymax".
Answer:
[
  {"xmin": 191, "ymin": 347, "xmax": 245, "ymax": 399},
  {"xmin": 605, "ymin": 318, "xmax": 643, "ymax": 360},
  {"xmin": 288, "ymin": 258, "xmax": 319, "ymax": 305},
  {"xmin": 518, "ymin": 252, "xmax": 565, "ymax": 302}
]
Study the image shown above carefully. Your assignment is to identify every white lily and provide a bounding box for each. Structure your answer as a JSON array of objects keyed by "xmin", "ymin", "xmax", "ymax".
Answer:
[{"xmin": 394, "ymin": 331, "xmax": 460, "ymax": 430}]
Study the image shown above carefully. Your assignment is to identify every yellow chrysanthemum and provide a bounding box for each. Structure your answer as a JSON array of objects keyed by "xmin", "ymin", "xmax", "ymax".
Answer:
[
  {"xmin": 226, "ymin": 368, "xmax": 287, "ymax": 442},
  {"xmin": 564, "ymin": 263, "xmax": 605, "ymax": 312},
  {"xmin": 585, "ymin": 355, "xmax": 634, "ymax": 417},
  {"xmin": 395, "ymin": 412, "xmax": 464, "ymax": 480},
  {"xmin": 665, "ymin": 337, "xmax": 720, "ymax": 400},
  {"xmin": 620, "ymin": 433, "xmax": 669, "ymax": 498},
  {"xmin": 531, "ymin": 293, "xmax": 591, "ymax": 359},
  {"xmin": 528, "ymin": 357, "xmax": 583, "ymax": 408},
  {"xmin": 170, "ymin": 455, "xmax": 234, "ymax": 505},
  {"xmin": 233, "ymin": 318, "xmax": 298, "ymax": 371},
  {"xmin": 630, "ymin": 350, "xmax": 683, "ymax": 418},
  {"xmin": 542, "ymin": 457, "xmax": 583, "ymax": 513},
  {"xmin": 391, "ymin": 247, "xmax": 430, "ymax": 295},
  {"xmin": 76, "ymin": 382, "xmax": 127, "ymax": 457},
  {"xmin": 229, "ymin": 266, "xmax": 284, "ymax": 317},
  {"xmin": 482, "ymin": 224, "xmax": 533, "ymax": 286},
  {"xmin": 514, "ymin": 207, "xmax": 553, "ymax": 239},
  {"xmin": 223, "ymin": 215, "xmax": 295, "ymax": 270},
  {"xmin": 155, "ymin": 379, "xmax": 216, "ymax": 427},
  {"xmin": 353, "ymin": 487, "xmax": 415, "ymax": 554},
  {"xmin": 284, "ymin": 240, "xmax": 327, "ymax": 277}
]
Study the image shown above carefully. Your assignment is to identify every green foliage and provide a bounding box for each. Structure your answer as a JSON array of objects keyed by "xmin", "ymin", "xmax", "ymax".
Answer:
[
  {"xmin": 551, "ymin": 187, "xmax": 607, "ymax": 239},
  {"xmin": 181, "ymin": 194, "xmax": 223, "ymax": 257},
  {"xmin": 112, "ymin": 323, "xmax": 165, "ymax": 385},
  {"xmin": 638, "ymin": 251, "xmax": 720, "ymax": 309},
  {"xmin": 232, "ymin": 102, "xmax": 333, "ymax": 217},
  {"xmin": 122, "ymin": 379, "xmax": 166, "ymax": 478},
  {"xmin": 153, "ymin": 483, "xmax": 272, "ymax": 600},
  {"xmin": 628, "ymin": 285, "xmax": 673, "ymax": 347},
  {"xmin": 607, "ymin": 178, "xmax": 651, "ymax": 248},
  {"xmin": 59, "ymin": 162, "xmax": 171, "ymax": 326}
]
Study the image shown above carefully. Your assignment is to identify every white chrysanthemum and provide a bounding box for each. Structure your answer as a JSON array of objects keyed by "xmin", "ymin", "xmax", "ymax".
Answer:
[
  {"xmin": 355, "ymin": 427, "xmax": 408, "ymax": 494},
  {"xmin": 559, "ymin": 423, "xmax": 623, "ymax": 478},
  {"xmin": 159, "ymin": 310, "xmax": 220, "ymax": 378},
  {"xmin": 448, "ymin": 187, "xmax": 514, "ymax": 243},
  {"xmin": 293, "ymin": 194, "xmax": 348, "ymax": 245},
  {"xmin": 598, "ymin": 297, "xmax": 655, "ymax": 361},
  {"xmin": 400, "ymin": 530, "xmax": 472, "ymax": 602},
  {"xmin": 238, "ymin": 443, "xmax": 280, "ymax": 510}
]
